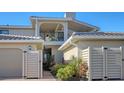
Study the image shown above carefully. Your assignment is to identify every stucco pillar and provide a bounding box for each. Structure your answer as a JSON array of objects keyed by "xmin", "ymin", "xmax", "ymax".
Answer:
[
  {"xmin": 64, "ymin": 22, "xmax": 68, "ymax": 41},
  {"xmin": 35, "ymin": 18, "xmax": 40, "ymax": 37}
]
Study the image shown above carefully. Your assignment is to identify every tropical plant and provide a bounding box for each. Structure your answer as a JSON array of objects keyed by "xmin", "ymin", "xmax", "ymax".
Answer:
[
  {"xmin": 79, "ymin": 62, "xmax": 88, "ymax": 78},
  {"xmin": 56, "ymin": 65, "xmax": 75, "ymax": 80},
  {"xmin": 69, "ymin": 56, "xmax": 82, "ymax": 78},
  {"xmin": 51, "ymin": 64, "xmax": 66, "ymax": 75},
  {"xmin": 54, "ymin": 56, "xmax": 88, "ymax": 80}
]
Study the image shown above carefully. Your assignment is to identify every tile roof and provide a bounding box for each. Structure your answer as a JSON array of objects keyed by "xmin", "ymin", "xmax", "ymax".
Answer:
[
  {"xmin": 0, "ymin": 34, "xmax": 41, "ymax": 40},
  {"xmin": 58, "ymin": 32, "xmax": 124, "ymax": 51},
  {"xmin": 73, "ymin": 32, "xmax": 124, "ymax": 36}
]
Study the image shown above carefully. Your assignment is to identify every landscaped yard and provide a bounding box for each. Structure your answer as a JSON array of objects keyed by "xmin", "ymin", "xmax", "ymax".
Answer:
[{"xmin": 51, "ymin": 57, "xmax": 88, "ymax": 81}]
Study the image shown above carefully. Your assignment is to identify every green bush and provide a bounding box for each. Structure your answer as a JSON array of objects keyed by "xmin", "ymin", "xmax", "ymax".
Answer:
[
  {"xmin": 51, "ymin": 64, "xmax": 65, "ymax": 75},
  {"xmin": 56, "ymin": 65, "xmax": 75, "ymax": 80},
  {"xmin": 69, "ymin": 57, "xmax": 82, "ymax": 78},
  {"xmin": 54, "ymin": 56, "xmax": 88, "ymax": 80}
]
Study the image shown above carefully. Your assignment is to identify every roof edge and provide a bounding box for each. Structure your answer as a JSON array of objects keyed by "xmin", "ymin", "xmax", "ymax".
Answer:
[
  {"xmin": 0, "ymin": 40, "xmax": 44, "ymax": 43},
  {"xmin": 58, "ymin": 32, "xmax": 124, "ymax": 51}
]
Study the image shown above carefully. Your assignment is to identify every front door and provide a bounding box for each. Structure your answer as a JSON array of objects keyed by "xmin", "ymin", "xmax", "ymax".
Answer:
[{"xmin": 43, "ymin": 48, "xmax": 52, "ymax": 70}]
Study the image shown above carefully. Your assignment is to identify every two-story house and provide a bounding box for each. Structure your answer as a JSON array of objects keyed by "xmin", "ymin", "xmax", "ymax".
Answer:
[
  {"xmin": 1, "ymin": 12, "xmax": 124, "ymax": 80},
  {"xmin": 0, "ymin": 12, "xmax": 98, "ymax": 79}
]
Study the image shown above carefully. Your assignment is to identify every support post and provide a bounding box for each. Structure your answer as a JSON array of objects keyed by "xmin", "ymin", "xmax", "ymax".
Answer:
[
  {"xmin": 64, "ymin": 22, "xmax": 68, "ymax": 41},
  {"xmin": 35, "ymin": 18, "xmax": 40, "ymax": 37},
  {"xmin": 120, "ymin": 46, "xmax": 123, "ymax": 80},
  {"xmin": 88, "ymin": 47, "xmax": 92, "ymax": 80}
]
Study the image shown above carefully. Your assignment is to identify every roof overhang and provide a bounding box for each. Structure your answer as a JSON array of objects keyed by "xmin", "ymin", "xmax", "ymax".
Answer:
[
  {"xmin": 58, "ymin": 33, "xmax": 124, "ymax": 51},
  {"xmin": 0, "ymin": 39, "xmax": 44, "ymax": 44},
  {"xmin": 0, "ymin": 25, "xmax": 33, "ymax": 30},
  {"xmin": 30, "ymin": 16, "xmax": 99, "ymax": 32},
  {"xmin": 0, "ymin": 34, "xmax": 44, "ymax": 44}
]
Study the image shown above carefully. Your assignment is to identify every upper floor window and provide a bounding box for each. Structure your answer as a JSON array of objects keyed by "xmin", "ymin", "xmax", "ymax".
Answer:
[{"xmin": 0, "ymin": 30, "xmax": 9, "ymax": 34}]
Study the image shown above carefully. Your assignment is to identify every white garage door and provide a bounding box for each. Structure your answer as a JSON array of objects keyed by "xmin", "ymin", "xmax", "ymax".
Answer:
[{"xmin": 0, "ymin": 48, "xmax": 22, "ymax": 78}]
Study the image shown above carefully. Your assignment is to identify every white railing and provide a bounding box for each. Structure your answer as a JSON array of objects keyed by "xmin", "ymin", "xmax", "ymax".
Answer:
[{"xmin": 41, "ymin": 32, "xmax": 64, "ymax": 41}]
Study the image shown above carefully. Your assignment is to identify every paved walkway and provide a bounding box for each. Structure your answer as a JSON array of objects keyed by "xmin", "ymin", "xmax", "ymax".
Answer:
[
  {"xmin": 0, "ymin": 71, "xmax": 56, "ymax": 81},
  {"xmin": 43, "ymin": 71, "xmax": 56, "ymax": 80}
]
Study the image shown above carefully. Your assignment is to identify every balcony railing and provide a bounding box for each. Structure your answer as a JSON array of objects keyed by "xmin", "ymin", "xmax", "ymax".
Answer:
[{"xmin": 41, "ymin": 32, "xmax": 64, "ymax": 41}]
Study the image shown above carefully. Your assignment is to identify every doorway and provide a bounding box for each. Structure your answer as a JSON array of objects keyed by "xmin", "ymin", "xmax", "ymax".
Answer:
[{"xmin": 43, "ymin": 48, "xmax": 52, "ymax": 71}]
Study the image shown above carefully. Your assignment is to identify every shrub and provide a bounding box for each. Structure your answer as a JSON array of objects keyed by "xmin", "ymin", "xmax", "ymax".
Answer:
[
  {"xmin": 69, "ymin": 57, "xmax": 82, "ymax": 78},
  {"xmin": 79, "ymin": 62, "xmax": 88, "ymax": 78},
  {"xmin": 51, "ymin": 64, "xmax": 65, "ymax": 76},
  {"xmin": 54, "ymin": 56, "xmax": 88, "ymax": 80},
  {"xmin": 56, "ymin": 65, "xmax": 75, "ymax": 80}
]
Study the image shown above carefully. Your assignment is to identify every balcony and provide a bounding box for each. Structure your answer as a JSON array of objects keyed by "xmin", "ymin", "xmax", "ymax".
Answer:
[{"xmin": 41, "ymin": 32, "xmax": 64, "ymax": 45}]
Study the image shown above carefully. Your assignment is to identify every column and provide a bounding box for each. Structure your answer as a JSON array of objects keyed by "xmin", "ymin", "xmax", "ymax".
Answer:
[
  {"xmin": 64, "ymin": 22, "xmax": 68, "ymax": 41},
  {"xmin": 35, "ymin": 18, "xmax": 40, "ymax": 37}
]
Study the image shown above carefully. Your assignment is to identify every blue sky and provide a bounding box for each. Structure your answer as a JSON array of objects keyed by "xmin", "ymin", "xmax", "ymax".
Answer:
[{"xmin": 0, "ymin": 12, "xmax": 124, "ymax": 32}]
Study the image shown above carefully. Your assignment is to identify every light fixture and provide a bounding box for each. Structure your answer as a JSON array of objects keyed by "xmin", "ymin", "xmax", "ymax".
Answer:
[{"xmin": 28, "ymin": 45, "xmax": 32, "ymax": 50}]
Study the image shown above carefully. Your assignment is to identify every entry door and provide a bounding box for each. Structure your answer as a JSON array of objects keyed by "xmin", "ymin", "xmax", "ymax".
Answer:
[
  {"xmin": 105, "ymin": 47, "xmax": 122, "ymax": 80},
  {"xmin": 43, "ymin": 48, "xmax": 52, "ymax": 70}
]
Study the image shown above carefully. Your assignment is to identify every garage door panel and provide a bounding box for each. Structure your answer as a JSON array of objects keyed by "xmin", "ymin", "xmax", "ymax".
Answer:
[{"xmin": 0, "ymin": 49, "xmax": 22, "ymax": 77}]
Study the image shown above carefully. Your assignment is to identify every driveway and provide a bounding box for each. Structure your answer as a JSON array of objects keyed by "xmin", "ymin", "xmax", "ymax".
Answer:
[{"xmin": 0, "ymin": 71, "xmax": 56, "ymax": 81}]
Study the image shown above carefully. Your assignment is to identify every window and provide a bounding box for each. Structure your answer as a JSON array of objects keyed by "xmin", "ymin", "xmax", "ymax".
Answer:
[
  {"xmin": 58, "ymin": 32, "xmax": 64, "ymax": 41},
  {"xmin": 0, "ymin": 30, "xmax": 9, "ymax": 34}
]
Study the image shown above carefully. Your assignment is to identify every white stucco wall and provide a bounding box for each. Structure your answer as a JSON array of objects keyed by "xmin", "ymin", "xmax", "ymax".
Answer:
[
  {"xmin": 0, "ymin": 43, "xmax": 38, "ymax": 51},
  {"xmin": 62, "ymin": 40, "xmax": 124, "ymax": 62},
  {"xmin": 63, "ymin": 46, "xmax": 78, "ymax": 62}
]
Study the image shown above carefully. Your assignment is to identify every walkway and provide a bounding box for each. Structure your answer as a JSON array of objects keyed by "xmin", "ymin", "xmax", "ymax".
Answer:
[
  {"xmin": 0, "ymin": 71, "xmax": 56, "ymax": 81},
  {"xmin": 42, "ymin": 71, "xmax": 56, "ymax": 81}
]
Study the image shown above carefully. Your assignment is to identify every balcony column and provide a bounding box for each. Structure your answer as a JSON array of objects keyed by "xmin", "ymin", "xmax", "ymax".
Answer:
[
  {"xmin": 64, "ymin": 22, "xmax": 68, "ymax": 41},
  {"xmin": 35, "ymin": 18, "xmax": 40, "ymax": 37}
]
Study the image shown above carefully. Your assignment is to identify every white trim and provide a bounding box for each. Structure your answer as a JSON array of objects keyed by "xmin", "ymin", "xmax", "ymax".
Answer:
[
  {"xmin": 0, "ymin": 25, "xmax": 32, "ymax": 29},
  {"xmin": 31, "ymin": 17, "xmax": 70, "ymax": 22},
  {"xmin": 22, "ymin": 51, "xmax": 25, "ymax": 78},
  {"xmin": 74, "ymin": 35, "xmax": 124, "ymax": 40},
  {"xmin": 122, "ymin": 46, "xmax": 124, "ymax": 79},
  {"xmin": 40, "ymin": 50, "xmax": 43, "ymax": 78},
  {"xmin": 58, "ymin": 36, "xmax": 73, "ymax": 50},
  {"xmin": 102, "ymin": 46, "xmax": 106, "ymax": 80},
  {"xmin": 44, "ymin": 41, "xmax": 64, "ymax": 45},
  {"xmin": 37, "ymin": 51, "xmax": 40, "ymax": 78},
  {"xmin": 59, "ymin": 35, "xmax": 124, "ymax": 51},
  {"xmin": 55, "ymin": 24, "xmax": 60, "ymax": 32},
  {"xmin": 31, "ymin": 17, "xmax": 98, "ymax": 30},
  {"xmin": 120, "ymin": 46, "xmax": 123, "ymax": 79},
  {"xmin": 0, "ymin": 40, "xmax": 44, "ymax": 43},
  {"xmin": 88, "ymin": 47, "xmax": 92, "ymax": 80}
]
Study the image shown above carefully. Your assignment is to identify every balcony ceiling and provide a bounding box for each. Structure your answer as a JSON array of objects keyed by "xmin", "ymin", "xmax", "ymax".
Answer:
[
  {"xmin": 31, "ymin": 17, "xmax": 98, "ymax": 32},
  {"xmin": 40, "ymin": 23, "xmax": 63, "ymax": 32}
]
